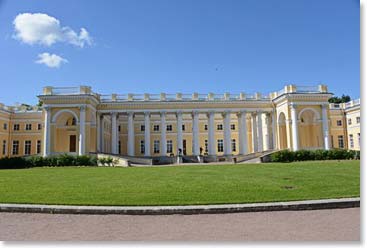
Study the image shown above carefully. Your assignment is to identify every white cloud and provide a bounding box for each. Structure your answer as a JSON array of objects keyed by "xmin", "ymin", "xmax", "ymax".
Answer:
[
  {"xmin": 13, "ymin": 13, "xmax": 92, "ymax": 47},
  {"xmin": 35, "ymin": 53, "xmax": 68, "ymax": 68}
]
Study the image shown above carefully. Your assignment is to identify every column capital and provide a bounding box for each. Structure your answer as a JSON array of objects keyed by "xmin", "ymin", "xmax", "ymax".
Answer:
[
  {"xmin": 144, "ymin": 111, "xmax": 150, "ymax": 117},
  {"xmin": 43, "ymin": 106, "xmax": 51, "ymax": 111},
  {"xmin": 127, "ymin": 111, "xmax": 134, "ymax": 117},
  {"xmin": 192, "ymin": 110, "xmax": 199, "ymax": 116},
  {"xmin": 222, "ymin": 110, "xmax": 231, "ymax": 117},
  {"xmin": 80, "ymin": 105, "xmax": 87, "ymax": 112},
  {"xmin": 160, "ymin": 110, "xmax": 167, "ymax": 116},
  {"xmin": 289, "ymin": 102, "xmax": 297, "ymax": 108},
  {"xmin": 176, "ymin": 110, "xmax": 183, "ymax": 116},
  {"xmin": 207, "ymin": 111, "xmax": 215, "ymax": 118}
]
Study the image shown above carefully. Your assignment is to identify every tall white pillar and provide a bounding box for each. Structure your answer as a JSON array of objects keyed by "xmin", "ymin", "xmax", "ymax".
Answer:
[
  {"xmin": 144, "ymin": 112, "xmax": 151, "ymax": 156},
  {"xmin": 79, "ymin": 106, "xmax": 86, "ymax": 155},
  {"xmin": 252, "ymin": 113, "xmax": 258, "ymax": 152},
  {"xmin": 290, "ymin": 103, "xmax": 299, "ymax": 151},
  {"xmin": 111, "ymin": 112, "xmax": 118, "ymax": 154},
  {"xmin": 223, "ymin": 111, "xmax": 232, "ymax": 155},
  {"xmin": 257, "ymin": 111, "xmax": 264, "ymax": 152},
  {"xmin": 192, "ymin": 111, "xmax": 200, "ymax": 155},
  {"xmin": 127, "ymin": 112, "xmax": 135, "ymax": 156},
  {"xmin": 176, "ymin": 111, "xmax": 183, "ymax": 155},
  {"xmin": 322, "ymin": 104, "xmax": 330, "ymax": 150},
  {"xmin": 207, "ymin": 111, "xmax": 216, "ymax": 155},
  {"xmin": 272, "ymin": 111, "xmax": 277, "ymax": 150},
  {"xmin": 265, "ymin": 112, "xmax": 272, "ymax": 150},
  {"xmin": 160, "ymin": 111, "xmax": 167, "ymax": 155},
  {"xmin": 43, "ymin": 106, "xmax": 51, "ymax": 157},
  {"xmin": 238, "ymin": 111, "xmax": 248, "ymax": 155}
]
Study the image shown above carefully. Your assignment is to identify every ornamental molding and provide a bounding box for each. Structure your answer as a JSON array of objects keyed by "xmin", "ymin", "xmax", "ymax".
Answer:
[{"xmin": 38, "ymin": 94, "xmax": 100, "ymax": 106}]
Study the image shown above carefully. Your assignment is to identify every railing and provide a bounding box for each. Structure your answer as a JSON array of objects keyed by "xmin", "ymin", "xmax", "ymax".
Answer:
[
  {"xmin": 295, "ymin": 85, "xmax": 320, "ymax": 93},
  {"xmin": 345, "ymin": 98, "xmax": 360, "ymax": 108},
  {"xmin": 51, "ymin": 87, "xmax": 82, "ymax": 95}
]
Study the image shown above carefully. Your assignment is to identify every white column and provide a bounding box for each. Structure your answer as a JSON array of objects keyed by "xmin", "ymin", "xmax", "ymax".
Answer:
[
  {"xmin": 290, "ymin": 103, "xmax": 299, "ymax": 151},
  {"xmin": 79, "ymin": 106, "xmax": 86, "ymax": 155},
  {"xmin": 257, "ymin": 111, "xmax": 264, "ymax": 152},
  {"xmin": 223, "ymin": 111, "xmax": 232, "ymax": 155},
  {"xmin": 101, "ymin": 117, "xmax": 105, "ymax": 153},
  {"xmin": 272, "ymin": 111, "xmax": 277, "ymax": 150},
  {"xmin": 176, "ymin": 111, "xmax": 183, "ymax": 155},
  {"xmin": 252, "ymin": 113, "xmax": 258, "ymax": 152},
  {"xmin": 160, "ymin": 111, "xmax": 167, "ymax": 155},
  {"xmin": 238, "ymin": 111, "xmax": 248, "ymax": 155},
  {"xmin": 207, "ymin": 111, "xmax": 216, "ymax": 155},
  {"xmin": 322, "ymin": 104, "xmax": 330, "ymax": 150},
  {"xmin": 97, "ymin": 113, "xmax": 102, "ymax": 152},
  {"xmin": 111, "ymin": 112, "xmax": 118, "ymax": 154},
  {"xmin": 265, "ymin": 112, "xmax": 272, "ymax": 150},
  {"xmin": 43, "ymin": 106, "xmax": 51, "ymax": 157},
  {"xmin": 192, "ymin": 111, "xmax": 200, "ymax": 155},
  {"xmin": 127, "ymin": 112, "xmax": 135, "ymax": 156},
  {"xmin": 144, "ymin": 112, "xmax": 151, "ymax": 156}
]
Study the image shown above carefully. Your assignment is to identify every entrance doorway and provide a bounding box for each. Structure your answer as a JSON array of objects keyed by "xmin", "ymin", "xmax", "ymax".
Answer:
[{"xmin": 69, "ymin": 135, "xmax": 76, "ymax": 152}]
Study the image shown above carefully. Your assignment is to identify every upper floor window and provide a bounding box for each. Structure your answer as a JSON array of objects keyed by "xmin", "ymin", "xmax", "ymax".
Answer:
[
  {"xmin": 140, "ymin": 125, "xmax": 145, "ymax": 132},
  {"xmin": 118, "ymin": 125, "xmax": 121, "ymax": 132},
  {"xmin": 204, "ymin": 124, "xmax": 208, "ymax": 131},
  {"xmin": 166, "ymin": 124, "xmax": 172, "ymax": 131},
  {"xmin": 25, "ymin": 124, "xmax": 32, "ymax": 130},
  {"xmin": 336, "ymin": 120, "xmax": 342, "ymax": 126},
  {"xmin": 3, "ymin": 123, "xmax": 7, "ymax": 130},
  {"xmin": 217, "ymin": 124, "xmax": 223, "ymax": 130},
  {"xmin": 37, "ymin": 123, "xmax": 42, "ymax": 130},
  {"xmin": 231, "ymin": 124, "xmax": 236, "ymax": 130},
  {"xmin": 13, "ymin": 124, "xmax": 20, "ymax": 131},
  {"xmin": 356, "ymin": 117, "xmax": 360, "ymax": 124},
  {"xmin": 348, "ymin": 118, "xmax": 352, "ymax": 125},
  {"xmin": 153, "ymin": 125, "xmax": 160, "ymax": 132},
  {"xmin": 182, "ymin": 124, "xmax": 185, "ymax": 131}
]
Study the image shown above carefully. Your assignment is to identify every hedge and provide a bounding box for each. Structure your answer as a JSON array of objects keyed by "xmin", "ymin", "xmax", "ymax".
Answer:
[
  {"xmin": 270, "ymin": 149, "xmax": 360, "ymax": 163},
  {"xmin": 0, "ymin": 154, "xmax": 98, "ymax": 169}
]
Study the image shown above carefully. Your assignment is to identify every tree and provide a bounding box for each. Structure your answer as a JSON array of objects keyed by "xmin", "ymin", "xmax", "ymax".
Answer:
[{"xmin": 328, "ymin": 94, "xmax": 351, "ymax": 104}]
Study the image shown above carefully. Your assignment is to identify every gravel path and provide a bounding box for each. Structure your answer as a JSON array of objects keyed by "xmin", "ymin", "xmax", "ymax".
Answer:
[{"xmin": 0, "ymin": 208, "xmax": 359, "ymax": 241}]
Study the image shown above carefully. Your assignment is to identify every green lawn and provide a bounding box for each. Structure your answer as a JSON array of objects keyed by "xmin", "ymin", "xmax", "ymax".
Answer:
[{"xmin": 0, "ymin": 160, "xmax": 360, "ymax": 206}]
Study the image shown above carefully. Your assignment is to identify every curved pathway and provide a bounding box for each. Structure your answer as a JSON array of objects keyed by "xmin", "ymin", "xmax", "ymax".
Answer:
[{"xmin": 0, "ymin": 208, "xmax": 359, "ymax": 241}]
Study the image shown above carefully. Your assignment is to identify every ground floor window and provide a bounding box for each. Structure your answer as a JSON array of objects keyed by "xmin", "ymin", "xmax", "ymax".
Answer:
[
  {"xmin": 12, "ymin": 140, "xmax": 19, "ymax": 155},
  {"xmin": 217, "ymin": 139, "xmax": 223, "ymax": 152},
  {"xmin": 349, "ymin": 134, "xmax": 354, "ymax": 148},
  {"xmin": 231, "ymin": 139, "xmax": 236, "ymax": 152},
  {"xmin": 37, "ymin": 140, "xmax": 41, "ymax": 154},
  {"xmin": 154, "ymin": 140, "xmax": 160, "ymax": 154},
  {"xmin": 205, "ymin": 140, "xmax": 208, "ymax": 153},
  {"xmin": 24, "ymin": 140, "xmax": 31, "ymax": 155},
  {"xmin": 338, "ymin": 135, "xmax": 344, "ymax": 149},
  {"xmin": 331, "ymin": 135, "xmax": 334, "ymax": 148},
  {"xmin": 140, "ymin": 140, "xmax": 145, "ymax": 154},
  {"xmin": 167, "ymin": 140, "xmax": 173, "ymax": 153},
  {"xmin": 118, "ymin": 140, "xmax": 121, "ymax": 154},
  {"xmin": 2, "ymin": 140, "xmax": 6, "ymax": 155},
  {"xmin": 358, "ymin": 133, "xmax": 360, "ymax": 147}
]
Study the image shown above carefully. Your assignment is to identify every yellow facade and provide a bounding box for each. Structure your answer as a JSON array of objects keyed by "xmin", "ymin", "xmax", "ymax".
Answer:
[{"xmin": 0, "ymin": 84, "xmax": 360, "ymax": 159}]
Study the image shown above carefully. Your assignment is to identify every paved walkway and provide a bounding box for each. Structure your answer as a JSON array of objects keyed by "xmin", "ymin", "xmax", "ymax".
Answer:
[{"xmin": 0, "ymin": 208, "xmax": 359, "ymax": 241}]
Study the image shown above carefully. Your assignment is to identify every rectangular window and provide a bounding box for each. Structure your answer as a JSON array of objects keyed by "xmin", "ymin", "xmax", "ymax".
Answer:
[
  {"xmin": 331, "ymin": 135, "xmax": 334, "ymax": 148},
  {"xmin": 24, "ymin": 140, "xmax": 31, "ymax": 155},
  {"xmin": 25, "ymin": 124, "xmax": 32, "ymax": 130},
  {"xmin": 217, "ymin": 139, "xmax": 224, "ymax": 152},
  {"xmin": 166, "ymin": 125, "xmax": 172, "ymax": 131},
  {"xmin": 140, "ymin": 125, "xmax": 145, "ymax": 131},
  {"xmin": 167, "ymin": 140, "xmax": 173, "ymax": 153},
  {"xmin": 231, "ymin": 124, "xmax": 236, "ymax": 130},
  {"xmin": 2, "ymin": 140, "xmax": 6, "ymax": 155},
  {"xmin": 349, "ymin": 134, "xmax": 354, "ymax": 148},
  {"xmin": 231, "ymin": 139, "xmax": 236, "ymax": 152},
  {"xmin": 217, "ymin": 124, "xmax": 223, "ymax": 130},
  {"xmin": 3, "ymin": 123, "xmax": 7, "ymax": 130},
  {"xmin": 356, "ymin": 117, "xmax": 360, "ymax": 124},
  {"xmin": 38, "ymin": 123, "xmax": 42, "ymax": 130},
  {"xmin": 204, "ymin": 140, "xmax": 208, "ymax": 153},
  {"xmin": 118, "ymin": 125, "xmax": 121, "ymax": 132},
  {"xmin": 336, "ymin": 120, "xmax": 342, "ymax": 126},
  {"xmin": 348, "ymin": 119, "xmax": 352, "ymax": 125},
  {"xmin": 154, "ymin": 140, "xmax": 160, "ymax": 154},
  {"xmin": 118, "ymin": 140, "xmax": 121, "ymax": 154},
  {"xmin": 37, "ymin": 140, "xmax": 41, "ymax": 154},
  {"xmin": 140, "ymin": 140, "xmax": 145, "ymax": 154},
  {"xmin": 338, "ymin": 135, "xmax": 344, "ymax": 149},
  {"xmin": 182, "ymin": 124, "xmax": 185, "ymax": 131},
  {"xmin": 13, "ymin": 124, "xmax": 20, "ymax": 131},
  {"xmin": 358, "ymin": 133, "xmax": 360, "ymax": 147},
  {"xmin": 204, "ymin": 124, "xmax": 208, "ymax": 131},
  {"xmin": 153, "ymin": 125, "xmax": 160, "ymax": 132},
  {"xmin": 12, "ymin": 140, "xmax": 19, "ymax": 155}
]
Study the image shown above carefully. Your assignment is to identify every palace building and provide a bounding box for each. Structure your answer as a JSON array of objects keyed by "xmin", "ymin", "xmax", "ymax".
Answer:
[{"xmin": 0, "ymin": 84, "xmax": 360, "ymax": 161}]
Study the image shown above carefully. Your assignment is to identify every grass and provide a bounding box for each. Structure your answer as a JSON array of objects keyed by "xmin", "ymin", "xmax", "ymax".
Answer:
[{"xmin": 0, "ymin": 160, "xmax": 360, "ymax": 206}]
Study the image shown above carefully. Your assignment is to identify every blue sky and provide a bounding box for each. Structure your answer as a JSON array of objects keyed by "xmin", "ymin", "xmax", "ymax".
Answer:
[{"xmin": 0, "ymin": 0, "xmax": 360, "ymax": 105}]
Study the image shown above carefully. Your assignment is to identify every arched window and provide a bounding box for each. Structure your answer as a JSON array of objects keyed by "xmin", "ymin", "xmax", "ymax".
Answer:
[{"xmin": 71, "ymin": 117, "xmax": 76, "ymax": 126}]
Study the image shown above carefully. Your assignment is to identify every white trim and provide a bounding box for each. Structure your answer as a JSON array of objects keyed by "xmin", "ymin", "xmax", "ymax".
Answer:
[
  {"xmin": 97, "ymin": 108, "xmax": 274, "ymax": 114},
  {"xmin": 52, "ymin": 109, "xmax": 79, "ymax": 123}
]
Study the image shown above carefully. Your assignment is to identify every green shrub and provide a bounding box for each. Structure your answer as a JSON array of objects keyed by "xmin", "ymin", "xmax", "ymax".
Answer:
[
  {"xmin": 269, "ymin": 149, "xmax": 360, "ymax": 162},
  {"xmin": 270, "ymin": 150, "xmax": 295, "ymax": 162}
]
